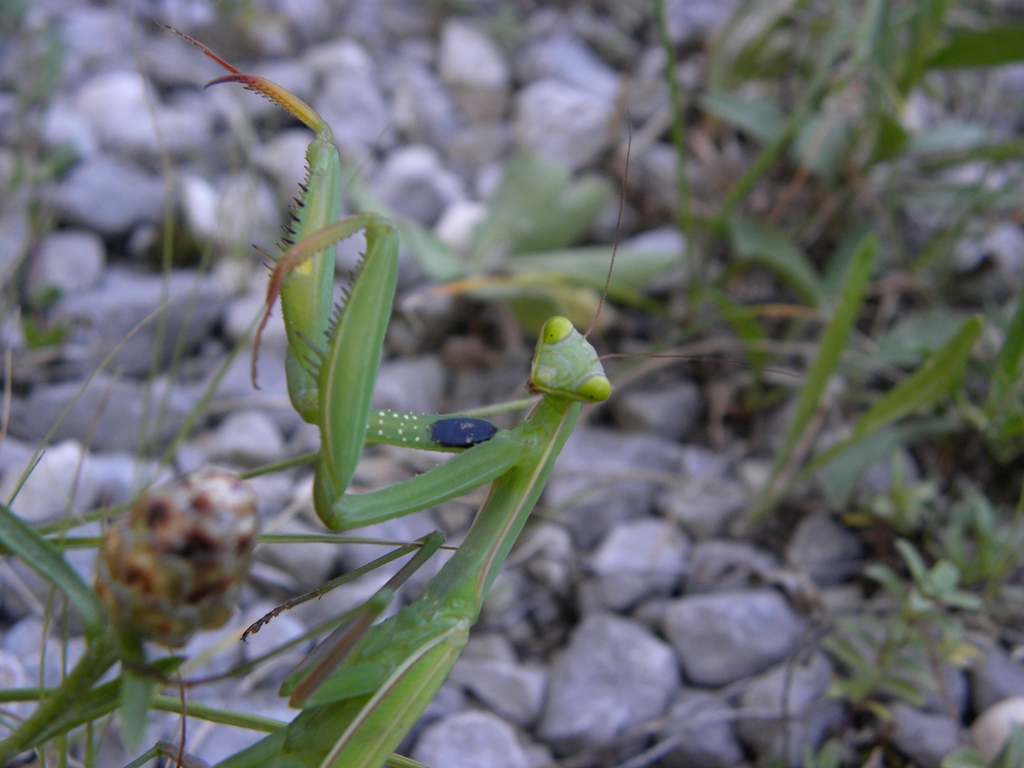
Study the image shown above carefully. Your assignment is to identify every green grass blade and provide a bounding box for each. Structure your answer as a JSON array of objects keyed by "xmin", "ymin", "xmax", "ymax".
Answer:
[
  {"xmin": 928, "ymin": 24, "xmax": 1024, "ymax": 69},
  {"xmin": 990, "ymin": 290, "xmax": 1024, "ymax": 406},
  {"xmin": 0, "ymin": 501, "xmax": 106, "ymax": 639},
  {"xmin": 849, "ymin": 315, "xmax": 982, "ymax": 439},
  {"xmin": 809, "ymin": 315, "xmax": 983, "ymax": 474},
  {"xmin": 752, "ymin": 233, "xmax": 876, "ymax": 519}
]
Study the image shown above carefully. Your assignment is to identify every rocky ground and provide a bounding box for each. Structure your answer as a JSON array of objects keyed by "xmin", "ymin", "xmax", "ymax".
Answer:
[{"xmin": 2, "ymin": 1, "xmax": 1024, "ymax": 767}]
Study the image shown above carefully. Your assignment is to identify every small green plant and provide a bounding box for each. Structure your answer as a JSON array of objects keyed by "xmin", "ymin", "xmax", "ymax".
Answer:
[{"xmin": 824, "ymin": 539, "xmax": 981, "ymax": 713}]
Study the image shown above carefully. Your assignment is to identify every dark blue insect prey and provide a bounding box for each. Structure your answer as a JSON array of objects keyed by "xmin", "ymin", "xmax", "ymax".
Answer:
[{"xmin": 430, "ymin": 418, "xmax": 498, "ymax": 447}]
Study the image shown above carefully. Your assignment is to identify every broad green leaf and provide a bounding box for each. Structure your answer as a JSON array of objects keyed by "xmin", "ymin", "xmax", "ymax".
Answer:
[
  {"xmin": 823, "ymin": 417, "xmax": 956, "ymax": 508},
  {"xmin": 472, "ymin": 153, "xmax": 611, "ymax": 263},
  {"xmin": 907, "ymin": 123, "xmax": 997, "ymax": 156},
  {"xmin": 511, "ymin": 175, "xmax": 612, "ymax": 254},
  {"xmin": 0, "ymin": 502, "xmax": 106, "ymax": 639},
  {"xmin": 791, "ymin": 108, "xmax": 852, "ymax": 185},
  {"xmin": 870, "ymin": 309, "xmax": 970, "ymax": 369},
  {"xmin": 700, "ymin": 91, "xmax": 784, "ymax": 143},
  {"xmin": 728, "ymin": 215, "xmax": 826, "ymax": 308},
  {"xmin": 928, "ymin": 25, "xmax": 1024, "ymax": 69},
  {"xmin": 852, "ymin": 315, "xmax": 982, "ymax": 439},
  {"xmin": 822, "ymin": 426, "xmax": 903, "ymax": 507}
]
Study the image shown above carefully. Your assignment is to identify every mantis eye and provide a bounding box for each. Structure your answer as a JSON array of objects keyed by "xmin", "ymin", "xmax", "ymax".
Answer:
[
  {"xmin": 542, "ymin": 316, "xmax": 574, "ymax": 345},
  {"xmin": 577, "ymin": 374, "xmax": 611, "ymax": 403}
]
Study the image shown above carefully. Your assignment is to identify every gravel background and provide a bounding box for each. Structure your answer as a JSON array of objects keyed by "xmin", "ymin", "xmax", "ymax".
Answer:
[{"xmin": 2, "ymin": 2, "xmax": 1024, "ymax": 767}]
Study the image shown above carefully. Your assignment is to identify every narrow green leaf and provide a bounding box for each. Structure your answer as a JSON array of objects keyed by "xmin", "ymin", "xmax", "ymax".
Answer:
[
  {"xmin": 700, "ymin": 91, "xmax": 784, "ymax": 143},
  {"xmin": 121, "ymin": 669, "xmax": 156, "ymax": 751},
  {"xmin": 506, "ymin": 243, "xmax": 679, "ymax": 292},
  {"xmin": 0, "ymin": 502, "xmax": 106, "ymax": 639},
  {"xmin": 896, "ymin": 539, "xmax": 931, "ymax": 585},
  {"xmin": 852, "ymin": 315, "xmax": 982, "ymax": 439},
  {"xmin": 928, "ymin": 25, "xmax": 1024, "ymax": 69},
  {"xmin": 773, "ymin": 235, "xmax": 876, "ymax": 470},
  {"xmin": 990, "ymin": 289, "xmax": 1024, "ymax": 405},
  {"xmin": 728, "ymin": 215, "xmax": 826, "ymax": 307}
]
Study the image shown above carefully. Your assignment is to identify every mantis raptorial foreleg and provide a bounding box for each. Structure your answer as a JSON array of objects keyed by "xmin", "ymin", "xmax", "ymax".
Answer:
[{"xmin": 171, "ymin": 30, "xmax": 612, "ymax": 768}]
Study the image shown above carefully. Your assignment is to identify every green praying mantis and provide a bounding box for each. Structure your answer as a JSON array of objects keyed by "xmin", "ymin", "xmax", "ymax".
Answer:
[{"xmin": 166, "ymin": 29, "xmax": 613, "ymax": 768}]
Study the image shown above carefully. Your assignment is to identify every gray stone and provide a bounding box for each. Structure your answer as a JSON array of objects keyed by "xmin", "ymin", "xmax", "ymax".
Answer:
[
  {"xmin": 637, "ymin": 142, "xmax": 684, "ymax": 213},
  {"xmin": 41, "ymin": 101, "xmax": 99, "ymax": 159},
  {"xmin": 50, "ymin": 267, "xmax": 225, "ymax": 377},
  {"xmin": 659, "ymin": 690, "xmax": 745, "ymax": 768},
  {"xmin": 546, "ymin": 428, "xmax": 682, "ymax": 548},
  {"xmin": 202, "ymin": 410, "xmax": 286, "ymax": 467},
  {"xmin": 435, "ymin": 200, "xmax": 488, "ymax": 258},
  {"xmin": 413, "ymin": 710, "xmax": 532, "ymax": 768},
  {"xmin": 514, "ymin": 79, "xmax": 615, "ymax": 171},
  {"xmin": 0, "ymin": 437, "xmax": 34, "ymax": 489},
  {"xmin": 610, "ymin": 378, "xmax": 702, "ymax": 442},
  {"xmin": 449, "ymin": 634, "xmax": 547, "ymax": 725},
  {"xmin": 8, "ymin": 371, "xmax": 197, "ymax": 454},
  {"xmin": 256, "ymin": 128, "xmax": 315, "ymax": 198},
  {"xmin": 972, "ymin": 697, "xmax": 1024, "ymax": 764},
  {"xmin": 392, "ymin": 57, "xmax": 460, "ymax": 147},
  {"xmin": 254, "ymin": 515, "xmax": 341, "ymax": 594},
  {"xmin": 0, "ymin": 618, "xmax": 85, "ymax": 689},
  {"xmin": 969, "ymin": 640, "xmax": 1024, "ymax": 713},
  {"xmin": 520, "ymin": 521, "xmax": 576, "ymax": 597},
  {"xmin": 889, "ymin": 703, "xmax": 961, "ymax": 768},
  {"xmin": 658, "ymin": 478, "xmax": 748, "ymax": 540},
  {"xmin": 181, "ymin": 172, "xmax": 281, "ymax": 251},
  {"xmin": 439, "ymin": 19, "xmax": 510, "ymax": 122},
  {"xmin": 373, "ymin": 355, "xmax": 448, "ymax": 417},
  {"xmin": 75, "ymin": 70, "xmax": 213, "ymax": 158},
  {"xmin": 661, "ymin": 0, "xmax": 741, "ymax": 46},
  {"xmin": 663, "ymin": 590, "xmax": 805, "ymax": 686},
  {"xmin": 735, "ymin": 653, "xmax": 843, "ymax": 766},
  {"xmin": 627, "ymin": 46, "xmax": 672, "ymax": 121},
  {"xmin": 27, "ymin": 229, "xmax": 105, "ymax": 298},
  {"xmin": 0, "ymin": 439, "xmax": 100, "ymax": 523},
  {"xmin": 956, "ymin": 222, "xmax": 1024, "ymax": 284},
  {"xmin": 539, "ymin": 613, "xmax": 678, "ymax": 754},
  {"xmin": 58, "ymin": 7, "xmax": 131, "ymax": 71},
  {"xmin": 374, "ymin": 145, "xmax": 467, "ymax": 225},
  {"xmin": 50, "ymin": 155, "xmax": 164, "ymax": 236},
  {"xmin": 787, "ymin": 513, "xmax": 863, "ymax": 587},
  {"xmin": 0, "ymin": 649, "xmax": 32, "ymax": 734},
  {"xmin": 589, "ymin": 518, "xmax": 689, "ymax": 610},
  {"xmin": 310, "ymin": 40, "xmax": 393, "ymax": 154},
  {"xmin": 685, "ymin": 539, "xmax": 780, "ymax": 593},
  {"xmin": 519, "ymin": 33, "xmax": 619, "ymax": 102}
]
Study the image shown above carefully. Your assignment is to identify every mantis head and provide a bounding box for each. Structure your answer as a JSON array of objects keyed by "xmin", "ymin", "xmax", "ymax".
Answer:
[{"xmin": 528, "ymin": 316, "xmax": 611, "ymax": 404}]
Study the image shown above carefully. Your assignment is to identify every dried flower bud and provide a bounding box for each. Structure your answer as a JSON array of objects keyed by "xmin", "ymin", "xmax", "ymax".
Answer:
[{"xmin": 95, "ymin": 470, "xmax": 258, "ymax": 647}]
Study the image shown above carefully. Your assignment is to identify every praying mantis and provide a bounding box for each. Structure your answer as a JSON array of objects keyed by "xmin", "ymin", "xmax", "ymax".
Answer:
[{"xmin": 167, "ymin": 29, "xmax": 614, "ymax": 768}]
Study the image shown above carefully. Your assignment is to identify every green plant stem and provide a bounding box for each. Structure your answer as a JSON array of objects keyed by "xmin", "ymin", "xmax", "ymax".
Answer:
[
  {"xmin": 0, "ymin": 634, "xmax": 119, "ymax": 763},
  {"xmin": 653, "ymin": 0, "xmax": 692, "ymax": 241}
]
